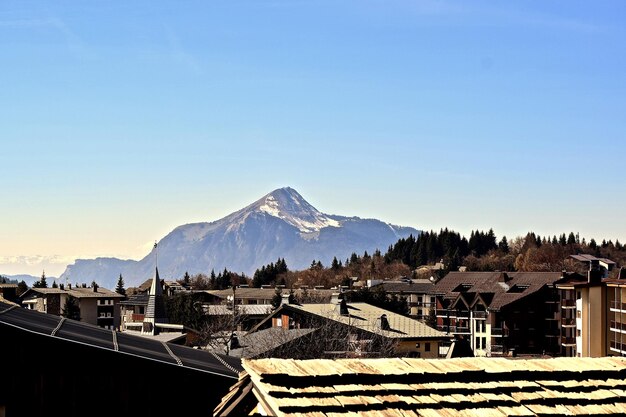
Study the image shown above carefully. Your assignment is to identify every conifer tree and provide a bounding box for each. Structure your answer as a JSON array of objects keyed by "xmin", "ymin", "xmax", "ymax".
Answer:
[
  {"xmin": 62, "ymin": 295, "xmax": 81, "ymax": 321},
  {"xmin": 115, "ymin": 274, "xmax": 126, "ymax": 296}
]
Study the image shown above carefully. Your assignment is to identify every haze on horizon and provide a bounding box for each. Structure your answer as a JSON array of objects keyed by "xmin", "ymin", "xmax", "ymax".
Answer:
[{"xmin": 1, "ymin": 1, "xmax": 625, "ymax": 277}]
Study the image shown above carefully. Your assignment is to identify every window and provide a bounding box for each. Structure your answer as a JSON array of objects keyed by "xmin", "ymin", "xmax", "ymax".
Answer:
[
  {"xmin": 577, "ymin": 329, "xmax": 581, "ymax": 337},
  {"xmin": 425, "ymin": 342, "xmax": 431, "ymax": 352},
  {"xmin": 475, "ymin": 337, "xmax": 480, "ymax": 349},
  {"xmin": 481, "ymin": 337, "xmax": 486, "ymax": 349},
  {"xmin": 415, "ymin": 343, "xmax": 421, "ymax": 349},
  {"xmin": 430, "ymin": 297, "xmax": 436, "ymax": 304},
  {"xmin": 577, "ymin": 291, "xmax": 582, "ymax": 299}
]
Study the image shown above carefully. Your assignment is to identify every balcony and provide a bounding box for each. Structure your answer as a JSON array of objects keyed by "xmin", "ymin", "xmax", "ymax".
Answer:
[
  {"xmin": 610, "ymin": 340, "xmax": 626, "ymax": 352},
  {"xmin": 561, "ymin": 337, "xmax": 576, "ymax": 346},
  {"xmin": 490, "ymin": 344, "xmax": 505, "ymax": 354},
  {"xmin": 561, "ymin": 299, "xmax": 576, "ymax": 308},
  {"xmin": 561, "ymin": 318, "xmax": 576, "ymax": 327},
  {"xmin": 473, "ymin": 311, "xmax": 487, "ymax": 319},
  {"xmin": 610, "ymin": 301, "xmax": 626, "ymax": 311},
  {"xmin": 491, "ymin": 327, "xmax": 508, "ymax": 337},
  {"xmin": 610, "ymin": 321, "xmax": 626, "ymax": 332}
]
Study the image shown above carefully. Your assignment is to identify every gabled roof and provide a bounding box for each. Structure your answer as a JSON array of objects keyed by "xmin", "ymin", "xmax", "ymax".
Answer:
[
  {"xmin": 216, "ymin": 356, "xmax": 626, "ymax": 417},
  {"xmin": 0, "ymin": 301, "xmax": 242, "ymax": 378},
  {"xmin": 262, "ymin": 302, "xmax": 448, "ymax": 340},
  {"xmin": 434, "ymin": 271, "xmax": 566, "ymax": 311},
  {"xmin": 21, "ymin": 286, "xmax": 125, "ymax": 299}
]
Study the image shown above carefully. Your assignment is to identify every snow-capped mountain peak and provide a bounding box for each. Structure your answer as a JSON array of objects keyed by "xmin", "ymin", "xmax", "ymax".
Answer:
[{"xmin": 255, "ymin": 187, "xmax": 340, "ymax": 233}]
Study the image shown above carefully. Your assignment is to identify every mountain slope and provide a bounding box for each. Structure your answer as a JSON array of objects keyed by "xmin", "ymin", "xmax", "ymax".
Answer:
[{"xmin": 60, "ymin": 187, "xmax": 420, "ymax": 288}]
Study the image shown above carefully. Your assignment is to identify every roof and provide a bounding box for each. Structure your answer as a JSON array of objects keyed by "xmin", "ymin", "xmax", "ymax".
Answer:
[
  {"xmin": 279, "ymin": 302, "xmax": 448, "ymax": 340},
  {"xmin": 229, "ymin": 327, "xmax": 317, "ymax": 358},
  {"xmin": 22, "ymin": 286, "xmax": 125, "ymax": 299},
  {"xmin": 570, "ymin": 254, "xmax": 616, "ymax": 265},
  {"xmin": 145, "ymin": 268, "xmax": 168, "ymax": 322},
  {"xmin": 0, "ymin": 300, "xmax": 242, "ymax": 378},
  {"xmin": 381, "ymin": 280, "xmax": 436, "ymax": 294},
  {"xmin": 206, "ymin": 287, "xmax": 336, "ymax": 301},
  {"xmin": 0, "ymin": 283, "xmax": 18, "ymax": 288},
  {"xmin": 205, "ymin": 304, "xmax": 273, "ymax": 316},
  {"xmin": 217, "ymin": 356, "xmax": 626, "ymax": 416},
  {"xmin": 434, "ymin": 271, "xmax": 565, "ymax": 311}
]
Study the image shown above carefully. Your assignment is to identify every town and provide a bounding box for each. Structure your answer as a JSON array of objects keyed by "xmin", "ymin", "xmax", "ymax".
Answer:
[{"xmin": 2, "ymin": 246, "xmax": 626, "ymax": 415}]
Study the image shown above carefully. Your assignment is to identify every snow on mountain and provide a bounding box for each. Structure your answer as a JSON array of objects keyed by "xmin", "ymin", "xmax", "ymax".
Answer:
[{"xmin": 59, "ymin": 187, "xmax": 420, "ymax": 289}]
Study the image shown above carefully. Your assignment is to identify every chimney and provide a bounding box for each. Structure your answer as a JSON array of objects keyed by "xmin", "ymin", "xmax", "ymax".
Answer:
[
  {"xmin": 281, "ymin": 293, "xmax": 291, "ymax": 306},
  {"xmin": 330, "ymin": 292, "xmax": 341, "ymax": 305},
  {"xmin": 67, "ymin": 283, "xmax": 71, "ymax": 289},
  {"xmin": 618, "ymin": 267, "xmax": 626, "ymax": 280},
  {"xmin": 588, "ymin": 259, "xmax": 602, "ymax": 284},
  {"xmin": 377, "ymin": 314, "xmax": 390, "ymax": 331},
  {"xmin": 335, "ymin": 298, "xmax": 349, "ymax": 316},
  {"xmin": 93, "ymin": 283, "xmax": 99, "ymax": 292}
]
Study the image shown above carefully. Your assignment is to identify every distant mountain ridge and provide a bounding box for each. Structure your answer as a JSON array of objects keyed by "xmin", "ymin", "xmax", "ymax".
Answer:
[{"xmin": 59, "ymin": 187, "xmax": 420, "ymax": 289}]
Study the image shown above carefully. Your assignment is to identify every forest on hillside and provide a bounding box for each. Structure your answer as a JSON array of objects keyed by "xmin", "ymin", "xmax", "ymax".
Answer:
[{"xmin": 177, "ymin": 229, "xmax": 626, "ymax": 291}]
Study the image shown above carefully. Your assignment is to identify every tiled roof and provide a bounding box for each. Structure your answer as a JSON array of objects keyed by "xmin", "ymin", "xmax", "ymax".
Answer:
[
  {"xmin": 292, "ymin": 302, "xmax": 448, "ymax": 340},
  {"xmin": 206, "ymin": 287, "xmax": 336, "ymax": 301},
  {"xmin": 570, "ymin": 254, "xmax": 616, "ymax": 265},
  {"xmin": 24, "ymin": 286, "xmax": 125, "ymax": 299},
  {"xmin": 205, "ymin": 304, "xmax": 273, "ymax": 316},
  {"xmin": 229, "ymin": 327, "xmax": 317, "ymax": 358},
  {"xmin": 221, "ymin": 356, "xmax": 626, "ymax": 416},
  {"xmin": 0, "ymin": 300, "xmax": 242, "ymax": 378},
  {"xmin": 434, "ymin": 272, "xmax": 564, "ymax": 311},
  {"xmin": 381, "ymin": 280, "xmax": 436, "ymax": 294}
]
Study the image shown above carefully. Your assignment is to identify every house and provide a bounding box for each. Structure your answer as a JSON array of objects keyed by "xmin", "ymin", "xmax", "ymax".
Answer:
[
  {"xmin": 204, "ymin": 286, "xmax": 336, "ymax": 306},
  {"xmin": 250, "ymin": 296, "xmax": 450, "ymax": 358},
  {"xmin": 215, "ymin": 356, "xmax": 626, "ymax": 416},
  {"xmin": 0, "ymin": 283, "xmax": 18, "ymax": 304},
  {"xmin": 379, "ymin": 279, "xmax": 436, "ymax": 320},
  {"xmin": 606, "ymin": 267, "xmax": 626, "ymax": 356},
  {"xmin": 20, "ymin": 284, "xmax": 124, "ymax": 329},
  {"xmin": 433, "ymin": 271, "xmax": 572, "ymax": 357},
  {"xmin": 0, "ymin": 299, "xmax": 241, "ymax": 416}
]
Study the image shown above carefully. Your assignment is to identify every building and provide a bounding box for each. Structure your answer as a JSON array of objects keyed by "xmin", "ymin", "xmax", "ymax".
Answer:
[
  {"xmin": 606, "ymin": 267, "xmax": 626, "ymax": 356},
  {"xmin": 121, "ymin": 268, "xmax": 188, "ymax": 342},
  {"xmin": 556, "ymin": 255, "xmax": 618, "ymax": 357},
  {"xmin": 216, "ymin": 356, "xmax": 626, "ymax": 416},
  {"xmin": 0, "ymin": 299, "xmax": 241, "ymax": 416},
  {"xmin": 20, "ymin": 284, "xmax": 124, "ymax": 329},
  {"xmin": 379, "ymin": 279, "xmax": 436, "ymax": 320},
  {"xmin": 205, "ymin": 286, "xmax": 336, "ymax": 306},
  {"xmin": 433, "ymin": 271, "xmax": 571, "ymax": 357},
  {"xmin": 250, "ymin": 296, "xmax": 450, "ymax": 358},
  {"xmin": 0, "ymin": 283, "xmax": 18, "ymax": 304}
]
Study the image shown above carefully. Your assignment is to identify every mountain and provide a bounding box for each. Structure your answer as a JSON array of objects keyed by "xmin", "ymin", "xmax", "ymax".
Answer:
[
  {"xmin": 2, "ymin": 274, "xmax": 58, "ymax": 287},
  {"xmin": 59, "ymin": 187, "xmax": 420, "ymax": 289}
]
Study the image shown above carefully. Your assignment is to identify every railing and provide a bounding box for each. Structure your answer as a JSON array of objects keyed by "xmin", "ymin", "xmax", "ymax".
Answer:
[
  {"xmin": 128, "ymin": 313, "xmax": 144, "ymax": 322},
  {"xmin": 561, "ymin": 318, "xmax": 576, "ymax": 326},
  {"xmin": 561, "ymin": 337, "xmax": 576, "ymax": 345},
  {"xmin": 561, "ymin": 299, "xmax": 576, "ymax": 307},
  {"xmin": 456, "ymin": 326, "xmax": 470, "ymax": 333},
  {"xmin": 610, "ymin": 340, "xmax": 626, "ymax": 352},
  {"xmin": 490, "ymin": 345, "xmax": 504, "ymax": 354},
  {"xmin": 610, "ymin": 301, "xmax": 626, "ymax": 311},
  {"xmin": 491, "ymin": 327, "xmax": 509, "ymax": 337},
  {"xmin": 473, "ymin": 311, "xmax": 487, "ymax": 319},
  {"xmin": 610, "ymin": 321, "xmax": 626, "ymax": 332}
]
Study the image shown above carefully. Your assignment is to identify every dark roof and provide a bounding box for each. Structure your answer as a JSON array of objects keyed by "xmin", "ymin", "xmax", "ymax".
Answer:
[
  {"xmin": 229, "ymin": 327, "xmax": 317, "ymax": 358},
  {"xmin": 380, "ymin": 280, "xmax": 435, "ymax": 294},
  {"xmin": 206, "ymin": 287, "xmax": 335, "ymax": 301},
  {"xmin": 0, "ymin": 301, "xmax": 242, "ymax": 378},
  {"xmin": 119, "ymin": 292, "xmax": 148, "ymax": 306},
  {"xmin": 434, "ymin": 271, "xmax": 565, "ymax": 311},
  {"xmin": 570, "ymin": 254, "xmax": 616, "ymax": 265},
  {"xmin": 220, "ymin": 356, "xmax": 626, "ymax": 417}
]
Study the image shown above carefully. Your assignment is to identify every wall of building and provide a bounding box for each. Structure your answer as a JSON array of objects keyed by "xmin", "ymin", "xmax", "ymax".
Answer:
[
  {"xmin": 79, "ymin": 298, "xmax": 98, "ymax": 325},
  {"xmin": 395, "ymin": 340, "xmax": 439, "ymax": 358}
]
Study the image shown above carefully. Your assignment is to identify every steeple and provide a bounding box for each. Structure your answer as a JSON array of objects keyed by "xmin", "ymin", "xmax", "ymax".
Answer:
[{"xmin": 143, "ymin": 267, "xmax": 168, "ymax": 334}]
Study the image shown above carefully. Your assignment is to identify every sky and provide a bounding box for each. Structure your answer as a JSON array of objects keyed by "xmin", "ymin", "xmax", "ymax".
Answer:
[{"xmin": 1, "ymin": 0, "xmax": 625, "ymax": 277}]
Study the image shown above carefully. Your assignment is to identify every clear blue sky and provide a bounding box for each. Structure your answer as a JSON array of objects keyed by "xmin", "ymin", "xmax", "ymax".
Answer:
[{"xmin": 2, "ymin": 0, "xmax": 625, "ymax": 276}]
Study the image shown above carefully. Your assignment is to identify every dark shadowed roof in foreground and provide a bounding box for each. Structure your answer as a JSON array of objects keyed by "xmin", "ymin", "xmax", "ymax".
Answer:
[
  {"xmin": 0, "ymin": 301, "xmax": 242, "ymax": 378},
  {"xmin": 216, "ymin": 356, "xmax": 626, "ymax": 416}
]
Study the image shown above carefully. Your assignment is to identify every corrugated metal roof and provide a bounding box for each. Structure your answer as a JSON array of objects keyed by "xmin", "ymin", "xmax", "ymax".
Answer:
[
  {"xmin": 228, "ymin": 357, "xmax": 626, "ymax": 417},
  {"xmin": 0, "ymin": 300, "xmax": 241, "ymax": 378}
]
